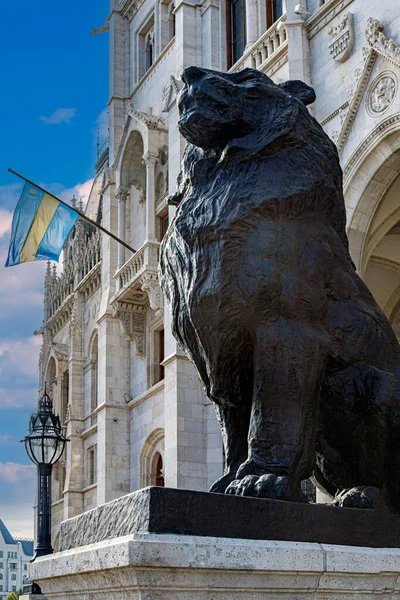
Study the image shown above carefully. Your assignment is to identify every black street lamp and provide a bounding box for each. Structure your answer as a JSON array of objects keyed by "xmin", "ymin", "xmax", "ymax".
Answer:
[{"xmin": 22, "ymin": 384, "xmax": 68, "ymax": 560}]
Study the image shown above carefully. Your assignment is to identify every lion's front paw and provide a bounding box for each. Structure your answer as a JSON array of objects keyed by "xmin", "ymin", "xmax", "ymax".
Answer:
[
  {"xmin": 333, "ymin": 486, "xmax": 385, "ymax": 510},
  {"xmin": 226, "ymin": 473, "xmax": 297, "ymax": 501},
  {"xmin": 209, "ymin": 471, "xmax": 238, "ymax": 494}
]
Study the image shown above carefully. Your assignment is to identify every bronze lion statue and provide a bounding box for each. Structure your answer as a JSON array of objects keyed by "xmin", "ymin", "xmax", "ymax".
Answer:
[{"xmin": 159, "ymin": 66, "xmax": 400, "ymax": 510}]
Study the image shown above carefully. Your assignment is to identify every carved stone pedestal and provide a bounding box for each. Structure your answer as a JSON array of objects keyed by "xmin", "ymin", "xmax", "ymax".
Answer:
[{"xmin": 31, "ymin": 533, "xmax": 400, "ymax": 599}]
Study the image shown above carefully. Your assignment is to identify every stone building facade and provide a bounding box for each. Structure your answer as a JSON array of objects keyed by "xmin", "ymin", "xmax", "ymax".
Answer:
[
  {"xmin": 37, "ymin": 0, "xmax": 400, "ymax": 543},
  {"xmin": 0, "ymin": 520, "xmax": 33, "ymax": 599}
]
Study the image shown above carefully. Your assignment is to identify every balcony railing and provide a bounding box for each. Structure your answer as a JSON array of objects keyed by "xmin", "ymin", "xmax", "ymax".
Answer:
[
  {"xmin": 113, "ymin": 240, "xmax": 160, "ymax": 303},
  {"xmin": 230, "ymin": 15, "xmax": 287, "ymax": 73}
]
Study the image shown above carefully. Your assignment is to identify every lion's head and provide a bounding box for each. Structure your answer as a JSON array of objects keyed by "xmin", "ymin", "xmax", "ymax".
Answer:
[{"xmin": 177, "ymin": 67, "xmax": 316, "ymax": 152}]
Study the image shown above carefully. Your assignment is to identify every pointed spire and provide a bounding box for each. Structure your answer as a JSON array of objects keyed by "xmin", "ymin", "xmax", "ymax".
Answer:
[
  {"xmin": 71, "ymin": 194, "xmax": 77, "ymax": 208},
  {"xmin": 52, "ymin": 264, "xmax": 57, "ymax": 279},
  {"xmin": 78, "ymin": 198, "xmax": 84, "ymax": 213},
  {"xmin": 45, "ymin": 261, "xmax": 51, "ymax": 283}
]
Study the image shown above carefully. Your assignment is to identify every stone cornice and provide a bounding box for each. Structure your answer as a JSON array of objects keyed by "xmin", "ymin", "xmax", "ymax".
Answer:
[
  {"xmin": 127, "ymin": 379, "xmax": 165, "ymax": 410},
  {"xmin": 306, "ymin": 0, "xmax": 354, "ymax": 40},
  {"xmin": 365, "ymin": 18, "xmax": 400, "ymax": 69},
  {"xmin": 119, "ymin": 0, "xmax": 143, "ymax": 22}
]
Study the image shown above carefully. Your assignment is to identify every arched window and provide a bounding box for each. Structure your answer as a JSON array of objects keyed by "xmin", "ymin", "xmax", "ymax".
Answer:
[
  {"xmin": 155, "ymin": 172, "xmax": 165, "ymax": 203},
  {"xmin": 46, "ymin": 357, "xmax": 57, "ymax": 405},
  {"xmin": 89, "ymin": 333, "xmax": 99, "ymax": 413},
  {"xmin": 140, "ymin": 429, "xmax": 165, "ymax": 488},
  {"xmin": 227, "ymin": 0, "xmax": 245, "ymax": 68},
  {"xmin": 145, "ymin": 30, "xmax": 154, "ymax": 72},
  {"xmin": 168, "ymin": 3, "xmax": 176, "ymax": 40}
]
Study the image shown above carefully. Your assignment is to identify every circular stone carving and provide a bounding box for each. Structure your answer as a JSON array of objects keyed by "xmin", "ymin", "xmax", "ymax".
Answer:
[{"xmin": 369, "ymin": 74, "xmax": 397, "ymax": 114}]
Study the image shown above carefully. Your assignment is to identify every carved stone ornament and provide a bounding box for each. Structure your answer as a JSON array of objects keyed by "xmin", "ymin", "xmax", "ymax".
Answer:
[
  {"xmin": 127, "ymin": 101, "xmax": 168, "ymax": 131},
  {"xmin": 140, "ymin": 273, "xmax": 163, "ymax": 315},
  {"xmin": 328, "ymin": 13, "xmax": 354, "ymax": 63},
  {"xmin": 366, "ymin": 18, "xmax": 400, "ymax": 67},
  {"xmin": 162, "ymin": 76, "xmax": 183, "ymax": 111},
  {"xmin": 113, "ymin": 301, "xmax": 146, "ymax": 357},
  {"xmin": 115, "ymin": 186, "xmax": 130, "ymax": 203},
  {"xmin": 53, "ymin": 343, "xmax": 70, "ymax": 362},
  {"xmin": 368, "ymin": 74, "xmax": 397, "ymax": 114}
]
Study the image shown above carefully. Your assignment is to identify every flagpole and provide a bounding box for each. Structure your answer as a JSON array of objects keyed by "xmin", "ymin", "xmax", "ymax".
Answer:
[{"xmin": 7, "ymin": 168, "xmax": 137, "ymax": 255}]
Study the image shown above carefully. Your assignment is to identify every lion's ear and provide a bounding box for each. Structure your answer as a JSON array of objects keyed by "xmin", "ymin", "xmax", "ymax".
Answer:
[{"xmin": 278, "ymin": 80, "xmax": 316, "ymax": 106}]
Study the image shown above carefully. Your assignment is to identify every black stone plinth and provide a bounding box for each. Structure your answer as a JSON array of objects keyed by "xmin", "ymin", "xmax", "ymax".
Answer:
[{"xmin": 59, "ymin": 487, "xmax": 400, "ymax": 551}]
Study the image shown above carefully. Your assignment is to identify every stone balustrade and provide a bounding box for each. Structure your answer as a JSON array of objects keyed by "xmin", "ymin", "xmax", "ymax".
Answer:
[
  {"xmin": 45, "ymin": 224, "xmax": 102, "ymax": 322},
  {"xmin": 230, "ymin": 15, "xmax": 287, "ymax": 73},
  {"xmin": 113, "ymin": 239, "xmax": 161, "ymax": 303}
]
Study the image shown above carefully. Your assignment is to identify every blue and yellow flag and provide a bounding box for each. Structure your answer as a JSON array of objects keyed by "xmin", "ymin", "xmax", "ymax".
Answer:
[{"xmin": 5, "ymin": 183, "xmax": 79, "ymax": 267}]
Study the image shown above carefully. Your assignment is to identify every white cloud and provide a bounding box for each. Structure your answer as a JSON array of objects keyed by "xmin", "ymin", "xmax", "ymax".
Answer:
[
  {"xmin": 0, "ymin": 462, "xmax": 35, "ymax": 485},
  {"xmin": 39, "ymin": 108, "xmax": 76, "ymax": 125},
  {"xmin": 60, "ymin": 178, "xmax": 94, "ymax": 209},
  {"xmin": 0, "ymin": 209, "xmax": 12, "ymax": 236},
  {"xmin": 0, "ymin": 336, "xmax": 41, "ymax": 378}
]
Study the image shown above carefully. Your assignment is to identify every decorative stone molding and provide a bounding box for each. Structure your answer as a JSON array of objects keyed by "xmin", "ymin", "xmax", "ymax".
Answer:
[
  {"xmin": 368, "ymin": 73, "xmax": 397, "ymax": 115},
  {"xmin": 162, "ymin": 75, "xmax": 183, "ymax": 111},
  {"xmin": 112, "ymin": 301, "xmax": 146, "ymax": 358},
  {"xmin": 53, "ymin": 343, "xmax": 70, "ymax": 362},
  {"xmin": 127, "ymin": 102, "xmax": 168, "ymax": 131},
  {"xmin": 306, "ymin": 0, "xmax": 355, "ymax": 40},
  {"xmin": 115, "ymin": 186, "xmax": 130, "ymax": 203},
  {"xmin": 328, "ymin": 13, "xmax": 354, "ymax": 62},
  {"xmin": 320, "ymin": 101, "xmax": 349, "ymax": 126},
  {"xmin": 370, "ymin": 255, "xmax": 400, "ymax": 274},
  {"xmin": 323, "ymin": 18, "xmax": 400, "ymax": 155},
  {"xmin": 140, "ymin": 272, "xmax": 163, "ymax": 314},
  {"xmin": 365, "ymin": 18, "xmax": 400, "ymax": 68},
  {"xmin": 119, "ymin": 0, "xmax": 143, "ymax": 22},
  {"xmin": 343, "ymin": 113, "xmax": 400, "ymax": 185},
  {"xmin": 139, "ymin": 428, "xmax": 165, "ymax": 488}
]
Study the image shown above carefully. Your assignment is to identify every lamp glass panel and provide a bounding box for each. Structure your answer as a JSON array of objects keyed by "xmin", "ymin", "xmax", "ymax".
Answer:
[
  {"xmin": 55, "ymin": 440, "xmax": 66, "ymax": 463},
  {"xmin": 43, "ymin": 437, "xmax": 58, "ymax": 464},
  {"xmin": 29, "ymin": 438, "xmax": 43, "ymax": 464}
]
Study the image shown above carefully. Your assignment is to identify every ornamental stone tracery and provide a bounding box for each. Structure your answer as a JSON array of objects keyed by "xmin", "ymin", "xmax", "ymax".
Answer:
[
  {"xmin": 369, "ymin": 74, "xmax": 397, "ymax": 114},
  {"xmin": 112, "ymin": 301, "xmax": 147, "ymax": 358}
]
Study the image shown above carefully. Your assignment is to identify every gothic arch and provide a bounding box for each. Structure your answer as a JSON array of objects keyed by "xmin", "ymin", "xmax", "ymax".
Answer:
[
  {"xmin": 88, "ymin": 329, "xmax": 99, "ymax": 412},
  {"xmin": 45, "ymin": 356, "xmax": 57, "ymax": 385},
  {"xmin": 120, "ymin": 129, "xmax": 146, "ymax": 191},
  {"xmin": 344, "ymin": 116, "xmax": 400, "ymax": 273},
  {"xmin": 140, "ymin": 428, "xmax": 165, "ymax": 488}
]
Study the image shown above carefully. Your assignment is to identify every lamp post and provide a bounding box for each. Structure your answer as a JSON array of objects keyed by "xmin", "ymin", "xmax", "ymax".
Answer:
[{"xmin": 22, "ymin": 384, "xmax": 68, "ymax": 560}]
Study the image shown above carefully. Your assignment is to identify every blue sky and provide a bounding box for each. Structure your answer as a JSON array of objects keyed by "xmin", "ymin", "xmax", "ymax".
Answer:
[{"xmin": 0, "ymin": 0, "xmax": 109, "ymax": 537}]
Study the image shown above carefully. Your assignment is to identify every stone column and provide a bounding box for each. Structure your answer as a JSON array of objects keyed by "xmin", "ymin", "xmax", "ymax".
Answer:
[
  {"xmin": 200, "ymin": 0, "xmax": 220, "ymax": 69},
  {"xmin": 285, "ymin": 0, "xmax": 312, "ymax": 85},
  {"xmin": 115, "ymin": 187, "xmax": 129, "ymax": 269},
  {"xmin": 245, "ymin": 0, "xmax": 258, "ymax": 49},
  {"xmin": 63, "ymin": 292, "xmax": 85, "ymax": 521},
  {"xmin": 143, "ymin": 152, "xmax": 158, "ymax": 242}
]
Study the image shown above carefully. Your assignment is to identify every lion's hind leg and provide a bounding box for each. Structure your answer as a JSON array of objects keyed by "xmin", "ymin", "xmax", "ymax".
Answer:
[
  {"xmin": 317, "ymin": 363, "xmax": 399, "ymax": 510},
  {"xmin": 226, "ymin": 319, "xmax": 326, "ymax": 501}
]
